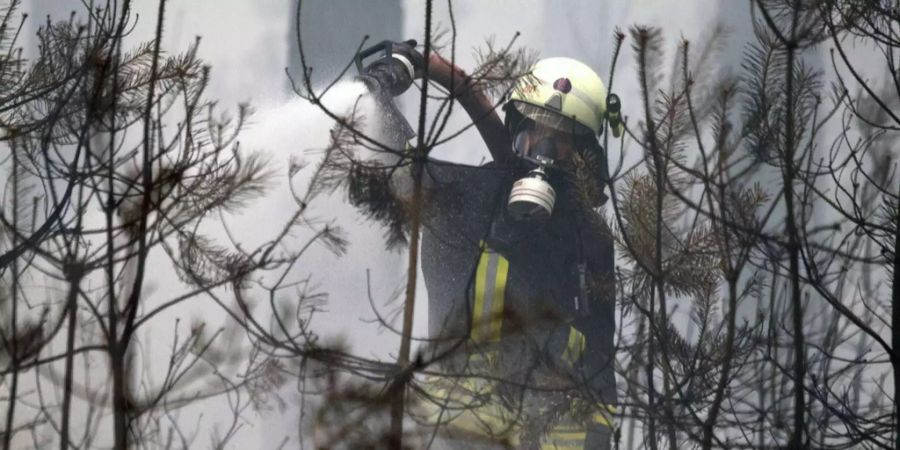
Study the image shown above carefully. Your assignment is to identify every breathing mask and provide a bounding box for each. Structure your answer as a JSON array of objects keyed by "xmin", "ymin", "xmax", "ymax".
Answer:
[{"xmin": 507, "ymin": 119, "xmax": 581, "ymax": 221}]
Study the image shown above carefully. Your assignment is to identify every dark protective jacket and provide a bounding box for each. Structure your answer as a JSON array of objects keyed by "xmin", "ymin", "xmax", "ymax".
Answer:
[
  {"xmin": 363, "ymin": 52, "xmax": 617, "ymax": 448},
  {"xmin": 419, "ymin": 159, "xmax": 616, "ymax": 402},
  {"xmin": 416, "ymin": 159, "xmax": 617, "ymax": 448}
]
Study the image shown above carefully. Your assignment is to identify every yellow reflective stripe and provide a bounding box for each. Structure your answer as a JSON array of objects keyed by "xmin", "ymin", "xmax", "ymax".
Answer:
[
  {"xmin": 472, "ymin": 245, "xmax": 491, "ymax": 343},
  {"xmin": 550, "ymin": 424, "xmax": 583, "ymax": 432},
  {"xmin": 542, "ymin": 434, "xmax": 586, "ymax": 450},
  {"xmin": 592, "ymin": 404, "xmax": 616, "ymax": 427},
  {"xmin": 490, "ymin": 254, "xmax": 509, "ymax": 342},
  {"xmin": 562, "ymin": 326, "xmax": 586, "ymax": 365},
  {"xmin": 592, "ymin": 412, "xmax": 611, "ymax": 427},
  {"xmin": 471, "ymin": 243, "xmax": 508, "ymax": 344},
  {"xmin": 419, "ymin": 374, "xmax": 523, "ymax": 445},
  {"xmin": 542, "ymin": 423, "xmax": 587, "ymax": 449},
  {"xmin": 550, "ymin": 430, "xmax": 586, "ymax": 441}
]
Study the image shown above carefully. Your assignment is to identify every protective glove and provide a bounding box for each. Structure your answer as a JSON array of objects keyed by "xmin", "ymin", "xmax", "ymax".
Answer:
[{"xmin": 362, "ymin": 39, "xmax": 424, "ymax": 97}]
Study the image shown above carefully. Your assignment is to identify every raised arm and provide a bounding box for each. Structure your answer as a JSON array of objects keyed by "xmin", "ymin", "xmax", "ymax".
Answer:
[
  {"xmin": 360, "ymin": 41, "xmax": 514, "ymax": 164},
  {"xmin": 425, "ymin": 52, "xmax": 514, "ymax": 164}
]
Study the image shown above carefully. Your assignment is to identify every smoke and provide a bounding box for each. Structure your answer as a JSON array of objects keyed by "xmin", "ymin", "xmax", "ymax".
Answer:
[
  {"xmin": 16, "ymin": 2, "xmax": 411, "ymax": 447},
  {"xmin": 159, "ymin": 2, "xmax": 885, "ymax": 447},
  {"xmin": 223, "ymin": 81, "xmax": 410, "ymax": 446},
  {"xmin": 18, "ymin": 1, "xmax": 865, "ymax": 447},
  {"xmin": 237, "ymin": 81, "xmax": 407, "ymax": 348}
]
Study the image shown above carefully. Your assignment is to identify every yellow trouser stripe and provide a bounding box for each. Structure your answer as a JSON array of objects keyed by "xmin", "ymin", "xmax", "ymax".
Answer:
[
  {"xmin": 550, "ymin": 431, "xmax": 586, "ymax": 440},
  {"xmin": 562, "ymin": 326, "xmax": 586, "ymax": 365},
  {"xmin": 592, "ymin": 404, "xmax": 617, "ymax": 427},
  {"xmin": 472, "ymin": 247, "xmax": 491, "ymax": 343},
  {"xmin": 471, "ymin": 242, "xmax": 508, "ymax": 344},
  {"xmin": 593, "ymin": 413, "xmax": 611, "ymax": 427},
  {"xmin": 491, "ymin": 255, "xmax": 508, "ymax": 342},
  {"xmin": 542, "ymin": 428, "xmax": 586, "ymax": 450}
]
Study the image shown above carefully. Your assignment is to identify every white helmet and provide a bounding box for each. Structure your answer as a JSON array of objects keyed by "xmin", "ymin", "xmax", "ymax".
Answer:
[
  {"xmin": 508, "ymin": 57, "xmax": 621, "ymax": 138},
  {"xmin": 504, "ymin": 57, "xmax": 618, "ymax": 221}
]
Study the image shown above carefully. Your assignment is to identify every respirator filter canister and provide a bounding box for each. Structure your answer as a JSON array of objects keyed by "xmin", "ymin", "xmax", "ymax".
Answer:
[{"xmin": 507, "ymin": 166, "xmax": 556, "ymax": 221}]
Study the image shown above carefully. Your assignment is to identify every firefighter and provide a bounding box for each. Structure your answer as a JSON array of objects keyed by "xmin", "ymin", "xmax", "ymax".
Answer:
[{"xmin": 359, "ymin": 40, "xmax": 622, "ymax": 450}]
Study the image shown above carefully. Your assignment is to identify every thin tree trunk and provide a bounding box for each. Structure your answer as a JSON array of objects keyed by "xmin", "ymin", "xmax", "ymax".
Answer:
[
  {"xmin": 112, "ymin": 2, "xmax": 165, "ymax": 447},
  {"xmin": 754, "ymin": 1, "xmax": 805, "ymax": 444},
  {"xmin": 106, "ymin": 1, "xmax": 126, "ymax": 447},
  {"xmin": 645, "ymin": 296, "xmax": 658, "ymax": 450},
  {"xmin": 60, "ymin": 277, "xmax": 81, "ymax": 450},
  {"xmin": 702, "ymin": 278, "xmax": 738, "ymax": 450},
  {"xmin": 782, "ymin": 22, "xmax": 806, "ymax": 450},
  {"xmin": 111, "ymin": 345, "xmax": 129, "ymax": 450},
  {"xmin": 389, "ymin": 1, "xmax": 432, "ymax": 447},
  {"xmin": 389, "ymin": 165, "xmax": 422, "ymax": 448},
  {"xmin": 635, "ymin": 28, "xmax": 660, "ymax": 450},
  {"xmin": 701, "ymin": 93, "xmax": 739, "ymax": 450},
  {"xmin": 891, "ymin": 186, "xmax": 900, "ymax": 450},
  {"xmin": 652, "ymin": 129, "xmax": 678, "ymax": 450},
  {"xmin": 3, "ymin": 146, "xmax": 20, "ymax": 450}
]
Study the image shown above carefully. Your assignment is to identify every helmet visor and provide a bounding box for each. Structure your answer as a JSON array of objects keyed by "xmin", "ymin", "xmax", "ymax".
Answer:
[
  {"xmin": 511, "ymin": 102, "xmax": 594, "ymax": 136},
  {"xmin": 512, "ymin": 120, "xmax": 579, "ymax": 165}
]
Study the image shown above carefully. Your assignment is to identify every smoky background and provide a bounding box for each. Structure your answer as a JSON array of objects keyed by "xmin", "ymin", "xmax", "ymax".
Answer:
[{"xmin": 5, "ymin": 0, "xmax": 888, "ymax": 448}]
